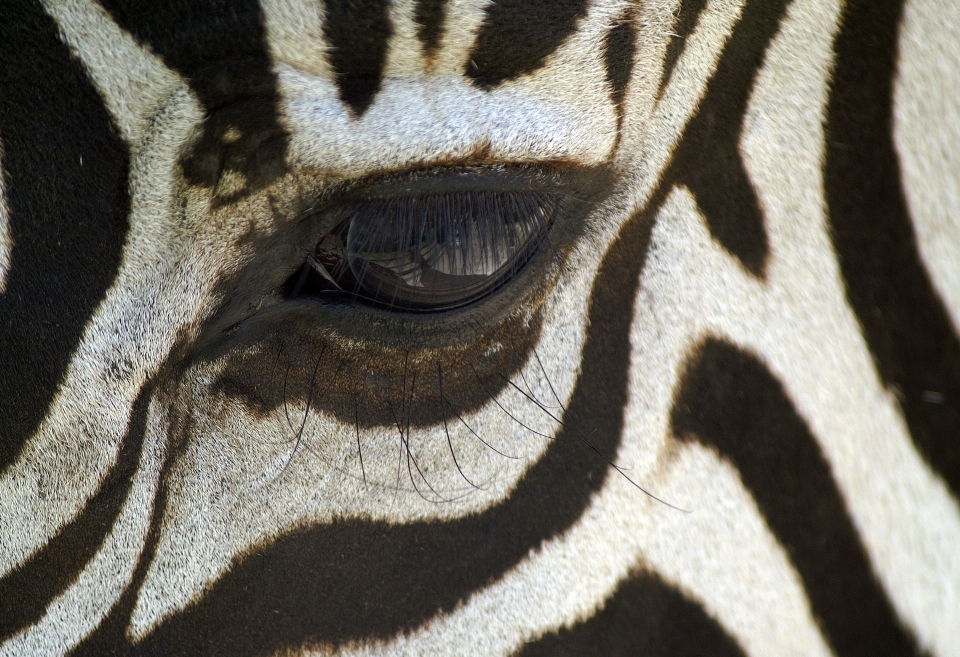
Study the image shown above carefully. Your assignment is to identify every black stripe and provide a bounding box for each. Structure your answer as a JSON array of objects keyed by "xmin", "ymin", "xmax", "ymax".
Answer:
[
  {"xmin": 98, "ymin": 0, "xmax": 288, "ymax": 198},
  {"xmin": 657, "ymin": 0, "xmax": 708, "ymax": 99},
  {"xmin": 671, "ymin": 338, "xmax": 920, "ymax": 657},
  {"xmin": 414, "ymin": 0, "xmax": 449, "ymax": 60},
  {"xmin": 322, "ymin": 0, "xmax": 392, "ymax": 117},
  {"xmin": 97, "ymin": 0, "xmax": 268, "ymax": 74},
  {"xmin": 466, "ymin": 0, "xmax": 588, "ymax": 89},
  {"xmin": 603, "ymin": 9, "xmax": 637, "ymax": 134},
  {"xmin": 0, "ymin": 0, "xmax": 130, "ymax": 470},
  {"xmin": 663, "ymin": 0, "xmax": 793, "ymax": 278},
  {"xmin": 70, "ymin": 381, "xmax": 188, "ymax": 657},
  {"xmin": 514, "ymin": 570, "xmax": 746, "ymax": 657},
  {"xmin": 0, "ymin": 378, "xmax": 154, "ymax": 642},
  {"xmin": 99, "ymin": 186, "xmax": 656, "ymax": 657},
  {"xmin": 825, "ymin": 0, "xmax": 960, "ymax": 497}
]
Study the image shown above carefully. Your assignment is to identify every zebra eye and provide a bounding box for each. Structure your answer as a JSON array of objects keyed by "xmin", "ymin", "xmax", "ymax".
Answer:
[
  {"xmin": 287, "ymin": 169, "xmax": 569, "ymax": 312},
  {"xmin": 308, "ymin": 192, "xmax": 554, "ymax": 311}
]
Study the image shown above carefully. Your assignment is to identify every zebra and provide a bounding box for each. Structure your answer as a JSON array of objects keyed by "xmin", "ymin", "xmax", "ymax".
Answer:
[{"xmin": 1, "ymin": 0, "xmax": 958, "ymax": 654}]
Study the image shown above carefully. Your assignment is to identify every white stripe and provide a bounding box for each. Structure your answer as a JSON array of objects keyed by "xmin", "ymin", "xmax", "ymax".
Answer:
[
  {"xmin": 125, "ymin": 0, "xmax": 655, "ymax": 636},
  {"xmin": 431, "ymin": 0, "xmax": 494, "ymax": 77},
  {"xmin": 620, "ymin": 0, "xmax": 746, "ymax": 205},
  {"xmin": 262, "ymin": 0, "xmax": 334, "ymax": 80},
  {"xmin": 894, "ymin": 0, "xmax": 960, "ymax": 333},
  {"xmin": 0, "ymin": 87, "xmax": 204, "ymax": 578},
  {"xmin": 627, "ymin": 187, "xmax": 835, "ymax": 657},
  {"xmin": 316, "ymin": 443, "xmax": 834, "ymax": 657},
  {"xmin": 40, "ymin": 0, "xmax": 180, "ymax": 147},
  {"xmin": 0, "ymin": 402, "xmax": 167, "ymax": 657},
  {"xmin": 312, "ymin": 184, "xmax": 835, "ymax": 657},
  {"xmin": 739, "ymin": 0, "xmax": 960, "ymax": 650},
  {"xmin": 318, "ymin": 0, "xmax": 960, "ymax": 653}
]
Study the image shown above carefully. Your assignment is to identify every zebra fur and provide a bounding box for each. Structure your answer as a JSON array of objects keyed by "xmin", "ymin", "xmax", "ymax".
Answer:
[{"xmin": 1, "ymin": 0, "xmax": 958, "ymax": 655}]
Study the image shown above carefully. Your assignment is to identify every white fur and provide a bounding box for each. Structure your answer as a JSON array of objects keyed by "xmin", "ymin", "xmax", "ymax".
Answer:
[
  {"xmin": 621, "ymin": 0, "xmax": 746, "ymax": 200},
  {"xmin": 262, "ymin": 0, "xmax": 335, "ymax": 80},
  {"xmin": 279, "ymin": 68, "xmax": 616, "ymax": 175},
  {"xmin": 0, "ymin": 86, "xmax": 204, "ymax": 577},
  {"xmin": 0, "ymin": 404, "xmax": 167, "ymax": 657},
  {"xmin": 40, "ymin": 0, "xmax": 181, "ymax": 147},
  {"xmin": 430, "ymin": 0, "xmax": 495, "ymax": 77},
  {"xmin": 277, "ymin": 0, "xmax": 621, "ymax": 176},
  {"xmin": 741, "ymin": 0, "xmax": 960, "ymax": 649},
  {"xmin": 894, "ymin": 0, "xmax": 960, "ymax": 333}
]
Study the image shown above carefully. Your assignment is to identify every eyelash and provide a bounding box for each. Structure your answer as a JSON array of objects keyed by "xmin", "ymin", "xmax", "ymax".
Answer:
[{"xmin": 285, "ymin": 190, "xmax": 561, "ymax": 312}]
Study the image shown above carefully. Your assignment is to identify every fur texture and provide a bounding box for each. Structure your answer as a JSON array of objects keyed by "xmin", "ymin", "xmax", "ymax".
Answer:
[{"xmin": 1, "ymin": 0, "xmax": 958, "ymax": 655}]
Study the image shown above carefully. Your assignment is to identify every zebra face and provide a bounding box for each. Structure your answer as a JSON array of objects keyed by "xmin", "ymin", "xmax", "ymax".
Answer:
[
  {"xmin": 2, "ymin": 0, "xmax": 959, "ymax": 655},
  {"xmin": 3, "ymin": 0, "xmax": 673, "ymax": 645},
  {"xmin": 125, "ymin": 4, "xmax": 658, "ymax": 636}
]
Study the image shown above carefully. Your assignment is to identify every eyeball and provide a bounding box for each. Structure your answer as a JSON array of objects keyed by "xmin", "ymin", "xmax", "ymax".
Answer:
[{"xmin": 306, "ymin": 191, "xmax": 558, "ymax": 311}]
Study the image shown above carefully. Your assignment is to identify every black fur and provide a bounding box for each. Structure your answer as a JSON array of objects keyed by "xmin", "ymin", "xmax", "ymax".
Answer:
[
  {"xmin": 0, "ymin": 377, "xmax": 155, "ymax": 642},
  {"xmin": 603, "ymin": 9, "xmax": 638, "ymax": 134},
  {"xmin": 467, "ymin": 0, "xmax": 588, "ymax": 89},
  {"xmin": 825, "ymin": 0, "xmax": 960, "ymax": 498},
  {"xmin": 99, "ymin": 0, "xmax": 288, "ymax": 198},
  {"xmin": 657, "ymin": 0, "xmax": 708, "ymax": 99},
  {"xmin": 658, "ymin": 0, "xmax": 792, "ymax": 278},
  {"xmin": 74, "ymin": 174, "xmax": 655, "ymax": 657},
  {"xmin": 322, "ymin": 0, "xmax": 392, "ymax": 117},
  {"xmin": 414, "ymin": 0, "xmax": 449, "ymax": 60},
  {"xmin": 516, "ymin": 570, "xmax": 746, "ymax": 657},
  {"xmin": 672, "ymin": 338, "xmax": 920, "ymax": 657},
  {"xmin": 0, "ymin": 0, "xmax": 130, "ymax": 470},
  {"xmin": 1, "ymin": 1, "xmax": 955, "ymax": 654}
]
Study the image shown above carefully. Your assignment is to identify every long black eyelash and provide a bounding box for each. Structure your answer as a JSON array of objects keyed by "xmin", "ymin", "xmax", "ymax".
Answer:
[
  {"xmin": 263, "ymin": 169, "xmax": 616, "ymax": 499},
  {"xmin": 438, "ymin": 360, "xmax": 484, "ymax": 491},
  {"xmin": 469, "ymin": 362, "xmax": 555, "ymax": 441},
  {"xmin": 354, "ymin": 393, "xmax": 366, "ymax": 485},
  {"xmin": 500, "ymin": 360, "xmax": 689, "ymax": 513},
  {"xmin": 270, "ymin": 344, "xmax": 679, "ymax": 504}
]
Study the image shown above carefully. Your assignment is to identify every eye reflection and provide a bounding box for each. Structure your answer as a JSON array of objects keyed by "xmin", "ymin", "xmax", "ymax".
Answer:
[{"xmin": 306, "ymin": 191, "xmax": 558, "ymax": 311}]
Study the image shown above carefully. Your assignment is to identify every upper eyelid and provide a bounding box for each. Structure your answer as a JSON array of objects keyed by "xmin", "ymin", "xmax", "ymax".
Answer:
[{"xmin": 316, "ymin": 164, "xmax": 587, "ymax": 205}]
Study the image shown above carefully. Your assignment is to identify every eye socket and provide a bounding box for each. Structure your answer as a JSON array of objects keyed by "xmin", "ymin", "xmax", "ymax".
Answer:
[{"xmin": 303, "ymin": 190, "xmax": 556, "ymax": 311}]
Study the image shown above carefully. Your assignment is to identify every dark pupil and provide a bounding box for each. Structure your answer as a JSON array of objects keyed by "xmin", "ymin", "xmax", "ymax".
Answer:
[{"xmin": 308, "ymin": 191, "xmax": 556, "ymax": 311}]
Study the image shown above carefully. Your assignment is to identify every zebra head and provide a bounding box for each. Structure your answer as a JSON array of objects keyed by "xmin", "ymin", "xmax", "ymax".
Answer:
[{"xmin": 1, "ymin": 0, "xmax": 958, "ymax": 655}]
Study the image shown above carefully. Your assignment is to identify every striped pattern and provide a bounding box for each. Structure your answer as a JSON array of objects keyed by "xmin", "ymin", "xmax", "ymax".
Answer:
[{"xmin": 1, "ymin": 0, "xmax": 958, "ymax": 655}]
